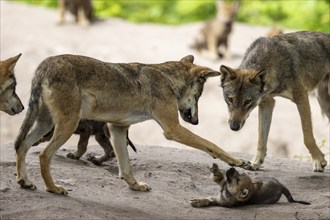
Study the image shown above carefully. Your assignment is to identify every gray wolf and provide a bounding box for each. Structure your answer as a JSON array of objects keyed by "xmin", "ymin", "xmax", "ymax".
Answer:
[
  {"xmin": 58, "ymin": 0, "xmax": 93, "ymax": 26},
  {"xmin": 191, "ymin": 0, "xmax": 240, "ymax": 60},
  {"xmin": 219, "ymin": 31, "xmax": 330, "ymax": 172},
  {"xmin": 32, "ymin": 120, "xmax": 137, "ymax": 165},
  {"xmin": 191, "ymin": 164, "xmax": 310, "ymax": 207},
  {"xmin": 0, "ymin": 54, "xmax": 24, "ymax": 115},
  {"xmin": 15, "ymin": 54, "xmax": 249, "ymax": 195}
]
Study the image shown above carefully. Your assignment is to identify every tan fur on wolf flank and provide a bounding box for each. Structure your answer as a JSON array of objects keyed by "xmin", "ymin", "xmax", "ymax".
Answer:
[
  {"xmin": 0, "ymin": 54, "xmax": 24, "ymax": 115},
  {"xmin": 58, "ymin": 0, "xmax": 93, "ymax": 26},
  {"xmin": 15, "ymin": 54, "xmax": 249, "ymax": 195},
  {"xmin": 192, "ymin": 0, "xmax": 239, "ymax": 60},
  {"xmin": 220, "ymin": 31, "xmax": 330, "ymax": 172}
]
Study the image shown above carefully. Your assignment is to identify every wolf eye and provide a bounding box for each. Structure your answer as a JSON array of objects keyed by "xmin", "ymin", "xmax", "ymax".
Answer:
[
  {"xmin": 227, "ymin": 97, "xmax": 234, "ymax": 103},
  {"xmin": 244, "ymin": 99, "xmax": 252, "ymax": 106}
]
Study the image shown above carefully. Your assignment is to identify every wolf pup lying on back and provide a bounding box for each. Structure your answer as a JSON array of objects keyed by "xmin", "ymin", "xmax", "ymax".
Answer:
[
  {"xmin": 220, "ymin": 31, "xmax": 329, "ymax": 172},
  {"xmin": 0, "ymin": 54, "xmax": 24, "ymax": 115},
  {"xmin": 33, "ymin": 119, "xmax": 136, "ymax": 165},
  {"xmin": 15, "ymin": 54, "xmax": 249, "ymax": 195},
  {"xmin": 191, "ymin": 164, "xmax": 310, "ymax": 207}
]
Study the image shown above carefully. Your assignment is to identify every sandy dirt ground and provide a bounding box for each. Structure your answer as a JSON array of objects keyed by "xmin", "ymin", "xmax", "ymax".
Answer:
[{"xmin": 0, "ymin": 2, "xmax": 329, "ymax": 220}]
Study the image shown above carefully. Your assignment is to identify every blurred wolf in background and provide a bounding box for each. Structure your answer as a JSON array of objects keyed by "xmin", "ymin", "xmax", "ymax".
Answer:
[
  {"xmin": 220, "ymin": 31, "xmax": 330, "ymax": 172},
  {"xmin": 267, "ymin": 26, "xmax": 283, "ymax": 38},
  {"xmin": 58, "ymin": 0, "xmax": 93, "ymax": 26},
  {"xmin": 0, "ymin": 54, "xmax": 24, "ymax": 115},
  {"xmin": 191, "ymin": 0, "xmax": 240, "ymax": 60}
]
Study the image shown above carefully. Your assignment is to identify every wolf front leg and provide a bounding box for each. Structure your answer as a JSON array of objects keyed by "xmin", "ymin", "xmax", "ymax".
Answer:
[
  {"xmin": 109, "ymin": 124, "xmax": 151, "ymax": 191},
  {"xmin": 250, "ymin": 96, "xmax": 275, "ymax": 170},
  {"xmin": 154, "ymin": 107, "xmax": 248, "ymax": 167},
  {"xmin": 191, "ymin": 197, "xmax": 219, "ymax": 207},
  {"xmin": 294, "ymin": 91, "xmax": 327, "ymax": 172}
]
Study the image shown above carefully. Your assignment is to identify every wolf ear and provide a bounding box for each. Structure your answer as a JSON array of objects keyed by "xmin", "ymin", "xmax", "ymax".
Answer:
[
  {"xmin": 201, "ymin": 70, "xmax": 220, "ymax": 78},
  {"xmin": 250, "ymin": 69, "xmax": 266, "ymax": 85},
  {"xmin": 180, "ymin": 55, "xmax": 194, "ymax": 64},
  {"xmin": 220, "ymin": 65, "xmax": 236, "ymax": 84},
  {"xmin": 4, "ymin": 53, "xmax": 22, "ymax": 74},
  {"xmin": 253, "ymin": 181, "xmax": 263, "ymax": 192},
  {"xmin": 241, "ymin": 189, "xmax": 249, "ymax": 198}
]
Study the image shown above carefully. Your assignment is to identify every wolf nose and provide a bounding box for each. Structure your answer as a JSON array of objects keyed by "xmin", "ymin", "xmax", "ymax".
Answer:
[{"xmin": 230, "ymin": 121, "xmax": 241, "ymax": 131}]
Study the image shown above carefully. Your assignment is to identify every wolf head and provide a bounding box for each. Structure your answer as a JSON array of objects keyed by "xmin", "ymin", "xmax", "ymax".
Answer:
[
  {"xmin": 178, "ymin": 55, "xmax": 220, "ymax": 125},
  {"xmin": 0, "ymin": 54, "xmax": 24, "ymax": 115},
  {"xmin": 219, "ymin": 65, "xmax": 267, "ymax": 131},
  {"xmin": 216, "ymin": 0, "xmax": 240, "ymax": 22},
  {"xmin": 225, "ymin": 167, "xmax": 262, "ymax": 203}
]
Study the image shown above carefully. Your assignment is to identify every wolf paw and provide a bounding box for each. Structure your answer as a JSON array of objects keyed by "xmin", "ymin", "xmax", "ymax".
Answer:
[
  {"xmin": 66, "ymin": 152, "xmax": 80, "ymax": 160},
  {"xmin": 86, "ymin": 154, "xmax": 102, "ymax": 165},
  {"xmin": 190, "ymin": 199, "xmax": 209, "ymax": 208},
  {"xmin": 46, "ymin": 184, "xmax": 68, "ymax": 195},
  {"xmin": 313, "ymin": 158, "xmax": 327, "ymax": 172},
  {"xmin": 237, "ymin": 159, "xmax": 252, "ymax": 170},
  {"xmin": 17, "ymin": 178, "xmax": 37, "ymax": 190},
  {"xmin": 129, "ymin": 181, "xmax": 151, "ymax": 192}
]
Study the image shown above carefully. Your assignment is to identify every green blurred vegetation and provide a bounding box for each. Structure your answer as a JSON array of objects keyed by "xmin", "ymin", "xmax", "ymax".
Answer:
[{"xmin": 15, "ymin": 0, "xmax": 330, "ymax": 32}]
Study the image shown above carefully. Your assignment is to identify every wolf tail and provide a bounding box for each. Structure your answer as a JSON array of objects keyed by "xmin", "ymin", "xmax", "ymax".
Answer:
[
  {"xmin": 317, "ymin": 73, "xmax": 330, "ymax": 120},
  {"xmin": 283, "ymin": 186, "xmax": 311, "ymax": 205},
  {"xmin": 14, "ymin": 80, "xmax": 42, "ymax": 151}
]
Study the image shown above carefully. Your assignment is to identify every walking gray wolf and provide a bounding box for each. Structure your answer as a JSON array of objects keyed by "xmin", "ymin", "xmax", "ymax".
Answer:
[
  {"xmin": 58, "ymin": 0, "xmax": 93, "ymax": 26},
  {"xmin": 191, "ymin": 163, "xmax": 310, "ymax": 207},
  {"xmin": 191, "ymin": 0, "xmax": 240, "ymax": 60},
  {"xmin": 15, "ymin": 54, "xmax": 249, "ymax": 195},
  {"xmin": 32, "ymin": 120, "xmax": 137, "ymax": 165},
  {"xmin": 0, "ymin": 54, "xmax": 24, "ymax": 115},
  {"xmin": 219, "ymin": 31, "xmax": 330, "ymax": 172}
]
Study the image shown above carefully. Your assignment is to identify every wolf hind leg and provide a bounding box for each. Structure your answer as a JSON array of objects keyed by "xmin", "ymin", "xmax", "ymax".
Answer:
[
  {"xmin": 39, "ymin": 116, "xmax": 79, "ymax": 195},
  {"xmin": 16, "ymin": 106, "xmax": 54, "ymax": 189},
  {"xmin": 87, "ymin": 133, "xmax": 114, "ymax": 165},
  {"xmin": 295, "ymin": 90, "xmax": 327, "ymax": 172},
  {"xmin": 67, "ymin": 126, "xmax": 91, "ymax": 160},
  {"xmin": 316, "ymin": 73, "xmax": 330, "ymax": 119}
]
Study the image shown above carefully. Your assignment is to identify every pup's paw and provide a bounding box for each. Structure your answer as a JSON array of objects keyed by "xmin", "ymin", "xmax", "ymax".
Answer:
[
  {"xmin": 313, "ymin": 157, "xmax": 327, "ymax": 172},
  {"xmin": 46, "ymin": 184, "xmax": 68, "ymax": 195},
  {"xmin": 86, "ymin": 154, "xmax": 102, "ymax": 165},
  {"xmin": 66, "ymin": 152, "xmax": 80, "ymax": 160},
  {"xmin": 129, "ymin": 181, "xmax": 151, "ymax": 192},
  {"xmin": 190, "ymin": 199, "xmax": 209, "ymax": 208},
  {"xmin": 17, "ymin": 178, "xmax": 37, "ymax": 190}
]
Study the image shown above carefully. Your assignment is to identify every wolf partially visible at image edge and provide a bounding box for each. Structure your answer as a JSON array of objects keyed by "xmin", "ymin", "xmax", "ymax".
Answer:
[{"xmin": 220, "ymin": 31, "xmax": 329, "ymax": 172}]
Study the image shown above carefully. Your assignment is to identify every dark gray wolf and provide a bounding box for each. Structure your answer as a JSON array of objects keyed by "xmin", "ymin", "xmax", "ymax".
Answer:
[
  {"xmin": 33, "ymin": 120, "xmax": 137, "ymax": 165},
  {"xmin": 15, "ymin": 54, "xmax": 249, "ymax": 194},
  {"xmin": 58, "ymin": 0, "xmax": 93, "ymax": 26},
  {"xmin": 0, "ymin": 54, "xmax": 24, "ymax": 115},
  {"xmin": 191, "ymin": 164, "xmax": 310, "ymax": 207},
  {"xmin": 191, "ymin": 0, "xmax": 240, "ymax": 60},
  {"xmin": 219, "ymin": 31, "xmax": 330, "ymax": 172}
]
